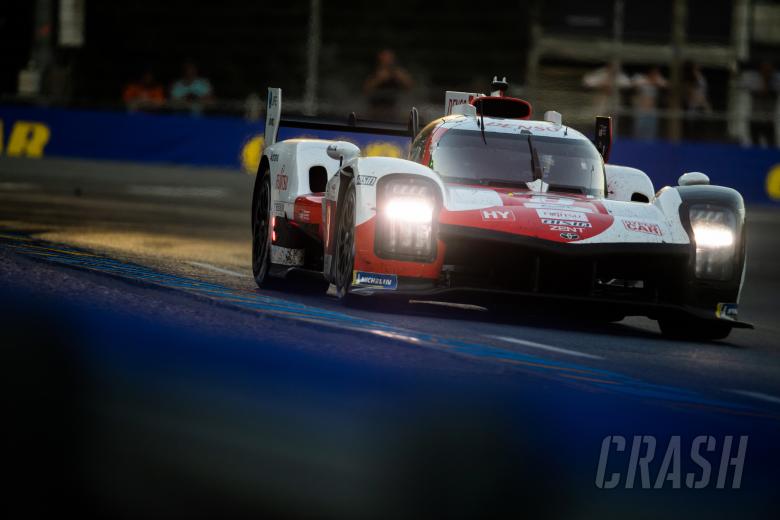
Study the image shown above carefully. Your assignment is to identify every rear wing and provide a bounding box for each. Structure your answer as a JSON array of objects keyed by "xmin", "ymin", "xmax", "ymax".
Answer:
[{"xmin": 264, "ymin": 87, "xmax": 418, "ymax": 148}]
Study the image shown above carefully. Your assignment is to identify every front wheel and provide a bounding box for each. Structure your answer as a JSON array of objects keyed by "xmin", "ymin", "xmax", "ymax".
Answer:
[
  {"xmin": 251, "ymin": 167, "xmax": 272, "ymax": 287},
  {"xmin": 332, "ymin": 182, "xmax": 356, "ymax": 301},
  {"xmin": 658, "ymin": 317, "xmax": 732, "ymax": 341}
]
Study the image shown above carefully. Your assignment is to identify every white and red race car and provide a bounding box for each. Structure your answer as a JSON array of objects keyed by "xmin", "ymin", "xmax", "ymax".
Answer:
[{"xmin": 252, "ymin": 79, "xmax": 749, "ymax": 340}]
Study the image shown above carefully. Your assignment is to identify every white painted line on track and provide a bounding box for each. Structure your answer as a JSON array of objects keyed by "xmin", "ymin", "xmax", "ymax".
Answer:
[
  {"xmin": 409, "ymin": 300, "xmax": 488, "ymax": 311},
  {"xmin": 188, "ymin": 261, "xmax": 251, "ymax": 278},
  {"xmin": 728, "ymin": 389, "xmax": 780, "ymax": 405},
  {"xmin": 127, "ymin": 185, "xmax": 228, "ymax": 198},
  {"xmin": 489, "ymin": 335, "xmax": 604, "ymax": 360}
]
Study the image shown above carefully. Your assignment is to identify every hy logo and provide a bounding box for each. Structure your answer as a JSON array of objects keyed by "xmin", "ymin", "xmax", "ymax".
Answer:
[{"xmin": 481, "ymin": 209, "xmax": 515, "ymax": 221}]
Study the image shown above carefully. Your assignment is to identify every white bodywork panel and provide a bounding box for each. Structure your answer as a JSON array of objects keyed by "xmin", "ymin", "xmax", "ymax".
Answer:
[
  {"xmin": 263, "ymin": 139, "xmax": 343, "ymax": 219},
  {"xmin": 578, "ymin": 197, "xmax": 689, "ymax": 244},
  {"xmin": 606, "ymin": 165, "xmax": 656, "ymax": 203},
  {"xmin": 444, "ymin": 186, "xmax": 504, "ymax": 211}
]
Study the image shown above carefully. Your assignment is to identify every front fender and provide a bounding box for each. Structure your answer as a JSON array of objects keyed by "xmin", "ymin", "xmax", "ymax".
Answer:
[
  {"xmin": 673, "ymin": 184, "xmax": 747, "ymax": 314},
  {"xmin": 325, "ymin": 157, "xmax": 446, "ymax": 285}
]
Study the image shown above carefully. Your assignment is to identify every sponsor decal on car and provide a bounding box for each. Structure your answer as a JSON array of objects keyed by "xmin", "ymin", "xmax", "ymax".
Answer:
[
  {"xmin": 716, "ymin": 302, "xmax": 738, "ymax": 321},
  {"xmin": 482, "ymin": 209, "xmax": 515, "ymax": 221},
  {"xmin": 623, "ymin": 219, "xmax": 663, "ymax": 236},
  {"xmin": 352, "ymin": 271, "xmax": 398, "ymax": 290},
  {"xmin": 356, "ymin": 175, "xmax": 377, "ymax": 186},
  {"xmin": 541, "ymin": 219, "xmax": 592, "ymax": 228},
  {"xmin": 549, "ymin": 225, "xmax": 582, "ymax": 232},
  {"xmin": 445, "ymin": 92, "xmax": 477, "ymax": 115},
  {"xmin": 536, "ymin": 208, "xmax": 589, "ymax": 222},
  {"xmin": 275, "ymin": 168, "xmax": 289, "ymax": 191},
  {"xmin": 560, "ymin": 232, "xmax": 579, "ymax": 240},
  {"xmin": 528, "ymin": 195, "xmax": 575, "ymax": 205},
  {"xmin": 268, "ymin": 91, "xmax": 278, "ymax": 109},
  {"xmin": 273, "ymin": 202, "xmax": 286, "ymax": 217},
  {"xmin": 296, "ymin": 209, "xmax": 311, "ymax": 222},
  {"xmin": 524, "ymin": 203, "xmax": 594, "ymax": 213}
]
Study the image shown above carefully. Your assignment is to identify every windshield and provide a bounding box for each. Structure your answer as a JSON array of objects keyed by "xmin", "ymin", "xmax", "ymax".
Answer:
[
  {"xmin": 428, "ymin": 129, "xmax": 605, "ymax": 196},
  {"xmin": 532, "ymin": 136, "xmax": 605, "ymax": 196}
]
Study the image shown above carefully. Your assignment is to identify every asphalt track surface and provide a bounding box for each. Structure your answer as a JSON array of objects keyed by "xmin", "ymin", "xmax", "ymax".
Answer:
[{"xmin": 2, "ymin": 156, "xmax": 780, "ymax": 518}]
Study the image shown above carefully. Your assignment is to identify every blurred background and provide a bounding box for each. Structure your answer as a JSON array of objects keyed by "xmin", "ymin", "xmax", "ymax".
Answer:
[
  {"xmin": 2, "ymin": 3, "xmax": 780, "ymax": 517},
  {"xmin": 1, "ymin": 0, "xmax": 779, "ymax": 145}
]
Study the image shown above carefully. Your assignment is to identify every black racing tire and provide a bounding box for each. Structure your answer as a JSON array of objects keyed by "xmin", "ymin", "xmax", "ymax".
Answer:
[
  {"xmin": 332, "ymin": 181, "xmax": 357, "ymax": 302},
  {"xmin": 658, "ymin": 317, "xmax": 732, "ymax": 341},
  {"xmin": 251, "ymin": 166, "xmax": 272, "ymax": 287}
]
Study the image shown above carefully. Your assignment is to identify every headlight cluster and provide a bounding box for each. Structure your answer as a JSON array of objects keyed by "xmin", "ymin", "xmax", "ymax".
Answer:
[
  {"xmin": 690, "ymin": 205, "xmax": 737, "ymax": 281},
  {"xmin": 376, "ymin": 177, "xmax": 437, "ymax": 261}
]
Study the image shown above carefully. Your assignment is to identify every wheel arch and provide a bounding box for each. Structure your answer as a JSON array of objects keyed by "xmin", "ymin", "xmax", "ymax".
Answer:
[{"xmin": 257, "ymin": 153, "xmax": 271, "ymax": 176}]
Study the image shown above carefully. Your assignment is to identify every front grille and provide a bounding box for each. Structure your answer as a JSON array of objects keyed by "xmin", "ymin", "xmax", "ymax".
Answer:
[{"xmin": 440, "ymin": 233, "xmax": 688, "ymax": 304}]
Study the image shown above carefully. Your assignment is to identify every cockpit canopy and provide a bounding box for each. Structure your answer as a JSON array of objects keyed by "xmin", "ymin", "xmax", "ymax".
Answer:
[{"xmin": 410, "ymin": 122, "xmax": 606, "ymax": 197}]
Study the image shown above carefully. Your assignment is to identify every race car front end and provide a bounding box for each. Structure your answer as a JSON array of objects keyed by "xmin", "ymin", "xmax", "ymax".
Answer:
[{"xmin": 350, "ymin": 186, "xmax": 751, "ymax": 333}]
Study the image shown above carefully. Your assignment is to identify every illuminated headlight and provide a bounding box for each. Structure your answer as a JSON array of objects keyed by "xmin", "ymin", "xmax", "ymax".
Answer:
[
  {"xmin": 384, "ymin": 197, "xmax": 433, "ymax": 223},
  {"xmin": 690, "ymin": 206, "xmax": 737, "ymax": 281},
  {"xmin": 376, "ymin": 178, "xmax": 437, "ymax": 261}
]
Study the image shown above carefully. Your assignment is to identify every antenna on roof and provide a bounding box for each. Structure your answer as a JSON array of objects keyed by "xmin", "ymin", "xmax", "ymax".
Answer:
[{"xmin": 490, "ymin": 76, "xmax": 509, "ymax": 97}]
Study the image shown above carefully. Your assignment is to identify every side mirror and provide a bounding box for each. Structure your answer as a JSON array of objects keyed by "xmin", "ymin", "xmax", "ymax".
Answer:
[
  {"xmin": 678, "ymin": 172, "xmax": 710, "ymax": 186},
  {"xmin": 544, "ymin": 110, "xmax": 562, "ymax": 126},
  {"xmin": 451, "ymin": 103, "xmax": 477, "ymax": 117},
  {"xmin": 595, "ymin": 116, "xmax": 612, "ymax": 163},
  {"xmin": 326, "ymin": 141, "xmax": 361, "ymax": 166}
]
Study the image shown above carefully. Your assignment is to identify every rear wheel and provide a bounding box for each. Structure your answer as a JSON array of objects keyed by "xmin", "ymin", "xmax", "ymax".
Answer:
[
  {"xmin": 251, "ymin": 167, "xmax": 272, "ymax": 286},
  {"xmin": 333, "ymin": 182, "xmax": 356, "ymax": 301},
  {"xmin": 658, "ymin": 317, "xmax": 732, "ymax": 341}
]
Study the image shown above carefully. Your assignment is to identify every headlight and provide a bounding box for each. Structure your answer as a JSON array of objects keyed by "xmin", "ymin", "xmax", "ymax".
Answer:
[
  {"xmin": 384, "ymin": 197, "xmax": 433, "ymax": 224},
  {"xmin": 376, "ymin": 177, "xmax": 437, "ymax": 261},
  {"xmin": 689, "ymin": 206, "xmax": 737, "ymax": 281},
  {"xmin": 692, "ymin": 222, "xmax": 734, "ymax": 248}
]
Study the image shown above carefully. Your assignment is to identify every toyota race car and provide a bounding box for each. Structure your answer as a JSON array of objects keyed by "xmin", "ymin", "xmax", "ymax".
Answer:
[{"xmin": 251, "ymin": 78, "xmax": 750, "ymax": 340}]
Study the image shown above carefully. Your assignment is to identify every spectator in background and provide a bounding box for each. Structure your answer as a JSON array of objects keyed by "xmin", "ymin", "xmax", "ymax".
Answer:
[
  {"xmin": 741, "ymin": 60, "xmax": 780, "ymax": 148},
  {"xmin": 582, "ymin": 62, "xmax": 631, "ymax": 117},
  {"xmin": 682, "ymin": 61, "xmax": 711, "ymax": 140},
  {"xmin": 46, "ymin": 51, "xmax": 74, "ymax": 105},
  {"xmin": 122, "ymin": 69, "xmax": 165, "ymax": 111},
  {"xmin": 631, "ymin": 66, "xmax": 668, "ymax": 141},
  {"xmin": 363, "ymin": 49, "xmax": 414, "ymax": 121},
  {"xmin": 170, "ymin": 61, "xmax": 213, "ymax": 115},
  {"xmin": 683, "ymin": 61, "xmax": 711, "ymax": 113}
]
